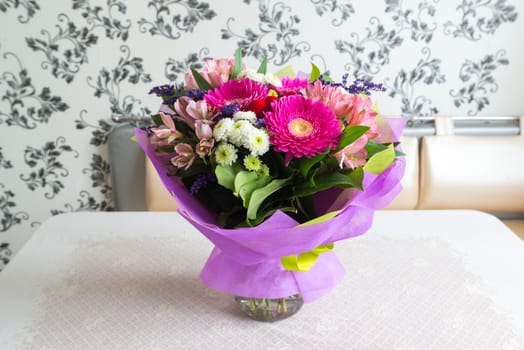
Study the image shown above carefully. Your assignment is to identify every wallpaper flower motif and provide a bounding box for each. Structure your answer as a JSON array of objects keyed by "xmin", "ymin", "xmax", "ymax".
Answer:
[{"xmin": 0, "ymin": 0, "xmax": 521, "ymax": 271}]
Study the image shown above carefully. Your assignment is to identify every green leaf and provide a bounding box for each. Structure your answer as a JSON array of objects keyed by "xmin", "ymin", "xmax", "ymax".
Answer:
[
  {"xmin": 296, "ymin": 151, "xmax": 328, "ymax": 178},
  {"xmin": 245, "ymin": 205, "xmax": 296, "ymax": 227},
  {"xmin": 321, "ymin": 74, "xmax": 334, "ymax": 82},
  {"xmin": 309, "ymin": 63, "xmax": 321, "ymax": 82},
  {"xmin": 294, "ymin": 169, "xmax": 363, "ymax": 198},
  {"xmin": 231, "ymin": 47, "xmax": 243, "ymax": 78},
  {"xmin": 151, "ymin": 113, "xmax": 162, "ymax": 126},
  {"xmin": 241, "ymin": 177, "xmax": 272, "ymax": 208},
  {"xmin": 365, "ymin": 140, "xmax": 388, "ymax": 157},
  {"xmin": 364, "ymin": 143, "xmax": 395, "ymax": 174},
  {"xmin": 191, "ymin": 68, "xmax": 213, "ymax": 90},
  {"xmin": 299, "ymin": 211, "xmax": 341, "ymax": 227},
  {"xmin": 247, "ymin": 177, "xmax": 290, "ymax": 220},
  {"xmin": 257, "ymin": 57, "xmax": 268, "ymax": 74},
  {"xmin": 215, "ymin": 164, "xmax": 241, "ymax": 190},
  {"xmin": 347, "ymin": 166, "xmax": 364, "ymax": 190},
  {"xmin": 234, "ymin": 171, "xmax": 258, "ymax": 196},
  {"xmin": 274, "ymin": 65, "xmax": 296, "ymax": 78},
  {"xmin": 335, "ymin": 125, "xmax": 370, "ymax": 151},
  {"xmin": 234, "ymin": 171, "xmax": 272, "ymax": 207}
]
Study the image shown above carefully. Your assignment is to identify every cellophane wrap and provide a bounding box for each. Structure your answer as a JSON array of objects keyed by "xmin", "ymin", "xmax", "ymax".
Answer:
[{"xmin": 135, "ymin": 117, "xmax": 406, "ymax": 302}]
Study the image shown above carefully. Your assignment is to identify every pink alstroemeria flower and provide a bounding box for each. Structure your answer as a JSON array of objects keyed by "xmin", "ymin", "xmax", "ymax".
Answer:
[
  {"xmin": 195, "ymin": 139, "xmax": 215, "ymax": 157},
  {"xmin": 184, "ymin": 58, "xmax": 235, "ymax": 90},
  {"xmin": 303, "ymin": 81, "xmax": 351, "ymax": 119},
  {"xmin": 194, "ymin": 120, "xmax": 213, "ymax": 140},
  {"xmin": 170, "ymin": 143, "xmax": 196, "ymax": 170},
  {"xmin": 150, "ymin": 112, "xmax": 183, "ymax": 146},
  {"xmin": 344, "ymin": 94, "xmax": 378, "ymax": 139},
  {"xmin": 174, "ymin": 97, "xmax": 214, "ymax": 129},
  {"xmin": 334, "ymin": 135, "xmax": 368, "ymax": 169},
  {"xmin": 194, "ymin": 120, "xmax": 214, "ymax": 156},
  {"xmin": 304, "ymin": 81, "xmax": 379, "ymax": 139}
]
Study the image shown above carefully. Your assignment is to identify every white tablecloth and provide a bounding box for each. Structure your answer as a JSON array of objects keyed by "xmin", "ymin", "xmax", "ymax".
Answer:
[{"xmin": 0, "ymin": 210, "xmax": 523, "ymax": 349}]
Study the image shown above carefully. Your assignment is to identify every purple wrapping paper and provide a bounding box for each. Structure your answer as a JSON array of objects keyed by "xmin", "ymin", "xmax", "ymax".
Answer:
[{"xmin": 135, "ymin": 117, "xmax": 406, "ymax": 302}]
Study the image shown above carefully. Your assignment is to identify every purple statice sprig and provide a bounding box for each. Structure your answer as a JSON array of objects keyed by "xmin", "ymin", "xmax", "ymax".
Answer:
[
  {"xmin": 221, "ymin": 103, "xmax": 239, "ymax": 118},
  {"xmin": 149, "ymin": 84, "xmax": 176, "ymax": 97},
  {"xmin": 184, "ymin": 89, "xmax": 207, "ymax": 101},
  {"xmin": 213, "ymin": 103, "xmax": 239, "ymax": 123},
  {"xmin": 319, "ymin": 74, "xmax": 386, "ymax": 95},
  {"xmin": 190, "ymin": 172, "xmax": 217, "ymax": 195},
  {"xmin": 345, "ymin": 77, "xmax": 386, "ymax": 95},
  {"xmin": 149, "ymin": 83, "xmax": 187, "ymax": 105},
  {"xmin": 149, "ymin": 83, "xmax": 208, "ymax": 105}
]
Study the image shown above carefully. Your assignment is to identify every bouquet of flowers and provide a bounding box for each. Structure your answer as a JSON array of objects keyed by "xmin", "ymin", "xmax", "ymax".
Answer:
[{"xmin": 135, "ymin": 49, "xmax": 405, "ymax": 319}]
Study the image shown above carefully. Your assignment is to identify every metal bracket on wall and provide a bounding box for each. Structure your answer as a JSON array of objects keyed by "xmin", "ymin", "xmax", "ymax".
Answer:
[{"xmin": 403, "ymin": 115, "xmax": 521, "ymax": 137}]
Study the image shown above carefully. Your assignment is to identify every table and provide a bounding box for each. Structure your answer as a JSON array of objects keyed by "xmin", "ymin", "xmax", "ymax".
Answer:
[{"xmin": 1, "ymin": 210, "xmax": 523, "ymax": 349}]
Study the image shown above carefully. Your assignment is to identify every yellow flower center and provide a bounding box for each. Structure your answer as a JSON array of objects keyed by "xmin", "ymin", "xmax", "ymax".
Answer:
[{"xmin": 289, "ymin": 118, "xmax": 314, "ymax": 137}]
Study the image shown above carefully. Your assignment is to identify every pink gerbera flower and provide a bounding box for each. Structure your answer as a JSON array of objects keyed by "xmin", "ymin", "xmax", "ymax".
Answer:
[
  {"xmin": 265, "ymin": 95, "xmax": 342, "ymax": 164},
  {"xmin": 276, "ymin": 77, "xmax": 310, "ymax": 96},
  {"xmin": 204, "ymin": 78, "xmax": 269, "ymax": 111}
]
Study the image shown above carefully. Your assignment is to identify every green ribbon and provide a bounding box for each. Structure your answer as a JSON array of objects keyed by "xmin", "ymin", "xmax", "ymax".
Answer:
[
  {"xmin": 281, "ymin": 243, "xmax": 334, "ymax": 272},
  {"xmin": 280, "ymin": 210, "xmax": 341, "ymax": 272}
]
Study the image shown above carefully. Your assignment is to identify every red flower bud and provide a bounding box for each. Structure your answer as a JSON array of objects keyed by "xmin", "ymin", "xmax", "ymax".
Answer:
[
  {"xmin": 265, "ymin": 95, "xmax": 278, "ymax": 109},
  {"xmin": 248, "ymin": 99, "xmax": 267, "ymax": 116}
]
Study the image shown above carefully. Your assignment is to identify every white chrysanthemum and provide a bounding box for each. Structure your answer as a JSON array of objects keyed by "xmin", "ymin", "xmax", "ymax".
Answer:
[
  {"xmin": 243, "ymin": 155, "xmax": 262, "ymax": 172},
  {"xmin": 264, "ymin": 73, "xmax": 282, "ymax": 87},
  {"xmin": 228, "ymin": 119, "xmax": 252, "ymax": 146},
  {"xmin": 238, "ymin": 69, "xmax": 282, "ymax": 87},
  {"xmin": 212, "ymin": 118, "xmax": 234, "ymax": 142},
  {"xmin": 246, "ymin": 128, "xmax": 270, "ymax": 156},
  {"xmin": 215, "ymin": 143, "xmax": 238, "ymax": 166},
  {"xmin": 238, "ymin": 69, "xmax": 265, "ymax": 84},
  {"xmin": 233, "ymin": 111, "xmax": 257, "ymax": 122}
]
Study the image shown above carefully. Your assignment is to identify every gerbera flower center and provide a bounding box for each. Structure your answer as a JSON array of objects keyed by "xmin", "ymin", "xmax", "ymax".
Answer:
[{"xmin": 289, "ymin": 118, "xmax": 314, "ymax": 137}]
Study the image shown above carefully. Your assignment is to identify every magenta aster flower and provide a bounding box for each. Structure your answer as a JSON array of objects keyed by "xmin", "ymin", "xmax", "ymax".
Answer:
[
  {"xmin": 204, "ymin": 78, "xmax": 269, "ymax": 111},
  {"xmin": 276, "ymin": 77, "xmax": 310, "ymax": 96},
  {"xmin": 265, "ymin": 95, "xmax": 342, "ymax": 163}
]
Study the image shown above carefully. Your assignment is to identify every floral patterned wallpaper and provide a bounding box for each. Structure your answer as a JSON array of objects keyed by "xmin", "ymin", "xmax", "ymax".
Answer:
[{"xmin": 0, "ymin": 0, "xmax": 522, "ymax": 270}]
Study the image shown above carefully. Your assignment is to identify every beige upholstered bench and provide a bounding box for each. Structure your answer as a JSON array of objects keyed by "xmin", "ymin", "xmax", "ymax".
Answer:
[
  {"xmin": 417, "ymin": 116, "xmax": 524, "ymax": 240},
  {"xmin": 389, "ymin": 116, "xmax": 524, "ymax": 240},
  {"xmin": 145, "ymin": 157, "xmax": 178, "ymax": 211}
]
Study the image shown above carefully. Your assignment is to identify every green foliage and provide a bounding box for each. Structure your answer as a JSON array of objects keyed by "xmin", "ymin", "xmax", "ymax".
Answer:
[
  {"xmin": 295, "ymin": 151, "xmax": 328, "ymax": 178},
  {"xmin": 257, "ymin": 57, "xmax": 268, "ymax": 74},
  {"xmin": 293, "ymin": 167, "xmax": 364, "ymax": 198},
  {"xmin": 231, "ymin": 46, "xmax": 243, "ymax": 78},
  {"xmin": 215, "ymin": 164, "xmax": 240, "ymax": 190},
  {"xmin": 247, "ymin": 177, "xmax": 290, "ymax": 220},
  {"xmin": 235, "ymin": 171, "xmax": 272, "ymax": 207},
  {"xmin": 364, "ymin": 144, "xmax": 395, "ymax": 174},
  {"xmin": 335, "ymin": 126, "xmax": 370, "ymax": 151},
  {"xmin": 151, "ymin": 113, "xmax": 163, "ymax": 126},
  {"xmin": 191, "ymin": 68, "xmax": 213, "ymax": 90},
  {"xmin": 309, "ymin": 63, "xmax": 321, "ymax": 82}
]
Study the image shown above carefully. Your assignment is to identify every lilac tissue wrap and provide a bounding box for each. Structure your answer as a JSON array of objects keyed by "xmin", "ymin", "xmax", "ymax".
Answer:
[{"xmin": 135, "ymin": 117, "xmax": 406, "ymax": 302}]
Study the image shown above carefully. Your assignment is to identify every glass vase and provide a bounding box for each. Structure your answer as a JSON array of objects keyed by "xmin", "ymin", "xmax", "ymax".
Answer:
[{"xmin": 234, "ymin": 294, "xmax": 303, "ymax": 322}]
